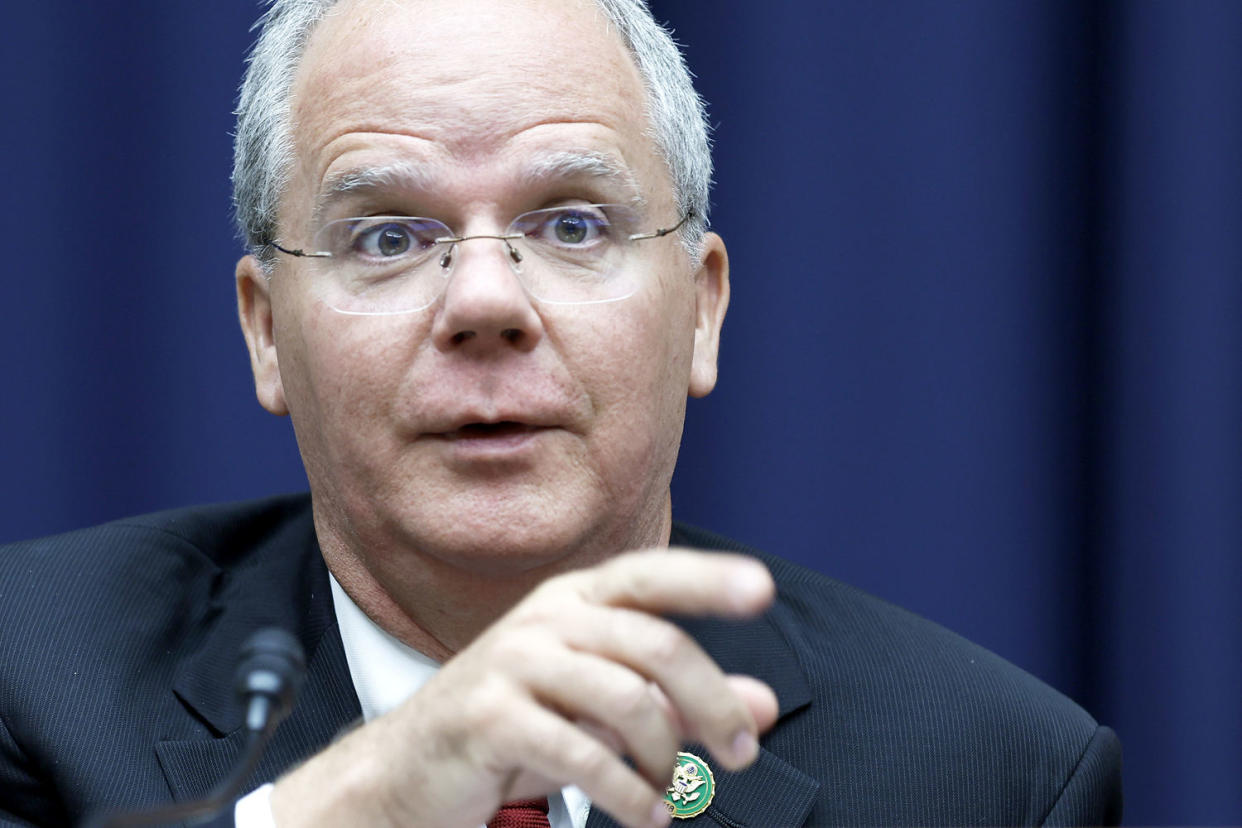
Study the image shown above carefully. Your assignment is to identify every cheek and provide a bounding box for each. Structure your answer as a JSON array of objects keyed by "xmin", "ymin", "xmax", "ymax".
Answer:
[
  {"xmin": 275, "ymin": 294, "xmax": 421, "ymax": 461},
  {"xmin": 572, "ymin": 283, "xmax": 696, "ymax": 482},
  {"xmin": 634, "ymin": 266, "xmax": 699, "ymax": 402},
  {"xmin": 584, "ymin": 283, "xmax": 688, "ymax": 389}
]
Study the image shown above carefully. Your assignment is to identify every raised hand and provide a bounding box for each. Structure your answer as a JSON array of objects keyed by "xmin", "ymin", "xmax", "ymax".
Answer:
[{"xmin": 269, "ymin": 549, "xmax": 779, "ymax": 828}]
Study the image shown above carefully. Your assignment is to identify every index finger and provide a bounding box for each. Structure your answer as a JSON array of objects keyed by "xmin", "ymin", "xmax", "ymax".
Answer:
[{"xmin": 574, "ymin": 548, "xmax": 775, "ymax": 617}]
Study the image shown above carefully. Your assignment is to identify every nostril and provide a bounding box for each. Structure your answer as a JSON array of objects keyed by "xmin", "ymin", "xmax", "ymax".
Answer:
[
  {"xmin": 501, "ymin": 328, "xmax": 522, "ymax": 343},
  {"xmin": 451, "ymin": 330, "xmax": 476, "ymax": 345}
]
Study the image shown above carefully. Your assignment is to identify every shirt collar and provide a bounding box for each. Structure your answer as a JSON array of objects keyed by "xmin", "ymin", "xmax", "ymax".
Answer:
[{"xmin": 329, "ymin": 572, "xmax": 440, "ymax": 721}]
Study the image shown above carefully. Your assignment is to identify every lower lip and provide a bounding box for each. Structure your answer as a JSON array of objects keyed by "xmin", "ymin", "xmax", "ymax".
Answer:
[{"xmin": 436, "ymin": 424, "xmax": 549, "ymax": 457}]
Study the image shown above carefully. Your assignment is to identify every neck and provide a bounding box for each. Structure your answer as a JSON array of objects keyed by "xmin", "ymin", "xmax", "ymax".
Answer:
[{"xmin": 314, "ymin": 501, "xmax": 673, "ymax": 662}]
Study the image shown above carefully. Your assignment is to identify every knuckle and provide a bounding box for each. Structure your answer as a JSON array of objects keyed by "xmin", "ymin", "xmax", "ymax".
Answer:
[
  {"xmin": 534, "ymin": 569, "xmax": 583, "ymax": 600},
  {"xmin": 643, "ymin": 625, "xmax": 689, "ymax": 664},
  {"xmin": 487, "ymin": 630, "xmax": 534, "ymax": 665},
  {"xmin": 485, "ymin": 625, "xmax": 559, "ymax": 673},
  {"xmin": 612, "ymin": 677, "xmax": 656, "ymax": 720},
  {"xmin": 590, "ymin": 555, "xmax": 649, "ymax": 600},
  {"xmin": 505, "ymin": 596, "xmax": 552, "ymax": 626},
  {"xmin": 564, "ymin": 736, "xmax": 612, "ymax": 778},
  {"xmin": 460, "ymin": 676, "xmax": 513, "ymax": 731},
  {"xmin": 511, "ymin": 582, "xmax": 579, "ymax": 625}
]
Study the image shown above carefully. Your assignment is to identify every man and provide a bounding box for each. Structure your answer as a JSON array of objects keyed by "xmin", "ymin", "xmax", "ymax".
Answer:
[{"xmin": 0, "ymin": 1, "xmax": 1121, "ymax": 826}]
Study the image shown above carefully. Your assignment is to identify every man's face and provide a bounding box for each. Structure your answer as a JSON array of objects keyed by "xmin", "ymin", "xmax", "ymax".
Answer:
[{"xmin": 238, "ymin": 0, "xmax": 728, "ymax": 577}]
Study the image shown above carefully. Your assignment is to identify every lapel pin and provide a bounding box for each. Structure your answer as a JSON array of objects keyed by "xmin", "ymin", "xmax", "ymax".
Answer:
[{"xmin": 664, "ymin": 751, "xmax": 715, "ymax": 819}]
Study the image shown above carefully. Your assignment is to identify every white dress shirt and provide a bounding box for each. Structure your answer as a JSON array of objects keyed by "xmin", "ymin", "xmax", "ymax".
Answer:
[{"xmin": 234, "ymin": 574, "xmax": 591, "ymax": 828}]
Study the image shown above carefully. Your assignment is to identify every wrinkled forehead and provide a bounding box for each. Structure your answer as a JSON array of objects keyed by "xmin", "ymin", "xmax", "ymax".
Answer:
[{"xmin": 284, "ymin": 0, "xmax": 669, "ymax": 216}]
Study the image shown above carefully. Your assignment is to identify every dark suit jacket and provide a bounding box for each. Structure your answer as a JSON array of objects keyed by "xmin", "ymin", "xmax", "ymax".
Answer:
[{"xmin": 0, "ymin": 494, "xmax": 1121, "ymax": 826}]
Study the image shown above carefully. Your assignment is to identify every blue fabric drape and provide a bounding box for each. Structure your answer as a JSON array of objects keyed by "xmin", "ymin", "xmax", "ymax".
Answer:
[{"xmin": 2, "ymin": 2, "xmax": 1238, "ymax": 823}]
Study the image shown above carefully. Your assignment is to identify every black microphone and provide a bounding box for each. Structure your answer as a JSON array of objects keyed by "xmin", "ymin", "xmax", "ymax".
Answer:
[
  {"xmin": 235, "ymin": 628, "xmax": 305, "ymax": 736},
  {"xmin": 85, "ymin": 628, "xmax": 306, "ymax": 827}
]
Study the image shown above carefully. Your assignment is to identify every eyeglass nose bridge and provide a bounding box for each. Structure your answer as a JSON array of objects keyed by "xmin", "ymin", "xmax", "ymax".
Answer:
[{"xmin": 435, "ymin": 232, "xmax": 525, "ymax": 271}]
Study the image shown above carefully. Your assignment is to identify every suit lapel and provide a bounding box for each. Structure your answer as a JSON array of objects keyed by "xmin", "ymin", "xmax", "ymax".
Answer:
[
  {"xmin": 156, "ymin": 621, "xmax": 360, "ymax": 802},
  {"xmin": 156, "ymin": 508, "xmax": 362, "ymax": 802}
]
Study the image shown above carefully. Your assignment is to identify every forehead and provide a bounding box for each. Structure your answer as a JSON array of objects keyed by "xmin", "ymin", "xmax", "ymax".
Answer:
[{"xmin": 288, "ymin": 0, "xmax": 666, "ymax": 212}]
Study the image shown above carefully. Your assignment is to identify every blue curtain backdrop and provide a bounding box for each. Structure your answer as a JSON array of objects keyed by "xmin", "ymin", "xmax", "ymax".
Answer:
[{"xmin": 2, "ymin": 2, "xmax": 1238, "ymax": 823}]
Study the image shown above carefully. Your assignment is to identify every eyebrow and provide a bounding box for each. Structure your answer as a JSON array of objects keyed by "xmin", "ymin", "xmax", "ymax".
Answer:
[
  {"xmin": 313, "ymin": 160, "xmax": 436, "ymax": 225},
  {"xmin": 518, "ymin": 150, "xmax": 646, "ymax": 209},
  {"xmin": 311, "ymin": 150, "xmax": 646, "ymax": 225}
]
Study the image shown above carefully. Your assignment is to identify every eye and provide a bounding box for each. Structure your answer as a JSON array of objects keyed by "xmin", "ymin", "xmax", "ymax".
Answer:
[
  {"xmin": 526, "ymin": 206, "xmax": 610, "ymax": 247},
  {"xmin": 335, "ymin": 217, "xmax": 450, "ymax": 259},
  {"xmin": 553, "ymin": 211, "xmax": 592, "ymax": 244},
  {"xmin": 317, "ymin": 216, "xmax": 451, "ymax": 266},
  {"xmin": 355, "ymin": 222, "xmax": 416, "ymax": 257}
]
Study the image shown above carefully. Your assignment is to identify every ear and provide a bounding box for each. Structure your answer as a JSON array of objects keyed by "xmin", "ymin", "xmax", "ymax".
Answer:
[
  {"xmin": 236, "ymin": 254, "xmax": 289, "ymax": 416},
  {"xmin": 688, "ymin": 232, "xmax": 730, "ymax": 398}
]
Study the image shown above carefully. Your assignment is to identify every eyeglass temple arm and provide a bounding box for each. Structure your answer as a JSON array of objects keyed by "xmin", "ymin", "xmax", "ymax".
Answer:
[
  {"xmin": 267, "ymin": 240, "xmax": 332, "ymax": 258},
  {"xmin": 628, "ymin": 208, "xmax": 696, "ymax": 241}
]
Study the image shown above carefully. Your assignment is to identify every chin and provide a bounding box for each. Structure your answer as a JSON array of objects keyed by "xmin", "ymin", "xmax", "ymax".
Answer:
[
  {"xmin": 385, "ymin": 498, "xmax": 617, "ymax": 578},
  {"xmin": 328, "ymin": 458, "xmax": 670, "ymax": 579}
]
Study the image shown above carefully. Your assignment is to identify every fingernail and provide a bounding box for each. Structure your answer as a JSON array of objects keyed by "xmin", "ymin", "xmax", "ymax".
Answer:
[
  {"xmin": 732, "ymin": 729, "xmax": 758, "ymax": 764},
  {"xmin": 650, "ymin": 800, "xmax": 673, "ymax": 827}
]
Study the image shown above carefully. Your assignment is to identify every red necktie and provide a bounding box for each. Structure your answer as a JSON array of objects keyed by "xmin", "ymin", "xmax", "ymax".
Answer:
[{"xmin": 488, "ymin": 797, "xmax": 552, "ymax": 828}]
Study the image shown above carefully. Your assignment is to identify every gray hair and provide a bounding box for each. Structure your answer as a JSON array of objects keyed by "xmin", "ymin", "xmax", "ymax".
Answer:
[{"xmin": 232, "ymin": 0, "xmax": 713, "ymax": 264}]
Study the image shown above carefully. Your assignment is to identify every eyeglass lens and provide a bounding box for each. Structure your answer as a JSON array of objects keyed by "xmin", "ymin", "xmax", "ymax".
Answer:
[{"xmin": 307, "ymin": 204, "xmax": 647, "ymax": 314}]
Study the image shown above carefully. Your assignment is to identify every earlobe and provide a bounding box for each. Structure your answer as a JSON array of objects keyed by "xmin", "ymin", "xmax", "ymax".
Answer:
[
  {"xmin": 236, "ymin": 254, "xmax": 289, "ymax": 416},
  {"xmin": 688, "ymin": 233, "xmax": 730, "ymax": 398}
]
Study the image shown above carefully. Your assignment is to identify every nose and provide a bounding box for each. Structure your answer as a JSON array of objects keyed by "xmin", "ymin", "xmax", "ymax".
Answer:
[{"xmin": 430, "ymin": 237, "xmax": 544, "ymax": 352}]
